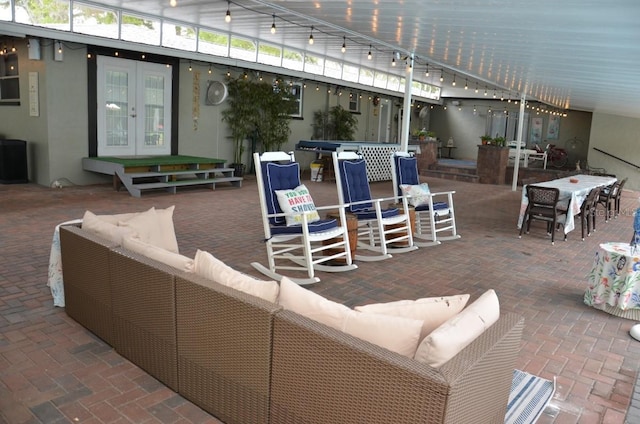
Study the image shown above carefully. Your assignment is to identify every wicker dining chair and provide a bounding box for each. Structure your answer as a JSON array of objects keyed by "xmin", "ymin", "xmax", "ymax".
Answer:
[
  {"xmin": 597, "ymin": 179, "xmax": 621, "ymax": 222},
  {"xmin": 519, "ymin": 185, "xmax": 567, "ymax": 245},
  {"xmin": 577, "ymin": 186, "xmax": 601, "ymax": 241}
]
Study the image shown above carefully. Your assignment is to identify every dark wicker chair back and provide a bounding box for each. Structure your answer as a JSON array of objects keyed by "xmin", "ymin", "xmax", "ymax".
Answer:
[{"xmin": 519, "ymin": 185, "xmax": 567, "ymax": 244}]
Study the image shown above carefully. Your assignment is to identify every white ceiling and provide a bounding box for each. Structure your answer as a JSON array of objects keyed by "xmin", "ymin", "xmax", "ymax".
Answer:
[{"xmin": 35, "ymin": 0, "xmax": 640, "ymax": 117}]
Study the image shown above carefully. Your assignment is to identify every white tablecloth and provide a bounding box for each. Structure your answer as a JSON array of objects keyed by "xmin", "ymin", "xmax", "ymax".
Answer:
[
  {"xmin": 48, "ymin": 219, "xmax": 83, "ymax": 307},
  {"xmin": 517, "ymin": 174, "xmax": 617, "ymax": 234}
]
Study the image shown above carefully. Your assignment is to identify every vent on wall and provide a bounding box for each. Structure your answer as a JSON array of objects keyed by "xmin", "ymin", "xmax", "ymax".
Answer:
[{"xmin": 205, "ymin": 81, "xmax": 228, "ymax": 105}]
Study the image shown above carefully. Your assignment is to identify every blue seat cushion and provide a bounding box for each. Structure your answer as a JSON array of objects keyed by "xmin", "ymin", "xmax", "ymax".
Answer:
[
  {"xmin": 339, "ymin": 158, "xmax": 373, "ymax": 212},
  {"xmin": 353, "ymin": 208, "xmax": 399, "ymax": 220},
  {"xmin": 270, "ymin": 218, "xmax": 338, "ymax": 235},
  {"xmin": 262, "ymin": 161, "xmax": 300, "ymax": 226},
  {"xmin": 415, "ymin": 202, "xmax": 449, "ymax": 212}
]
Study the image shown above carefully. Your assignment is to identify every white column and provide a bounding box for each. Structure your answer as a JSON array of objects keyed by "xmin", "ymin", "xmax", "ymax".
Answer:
[
  {"xmin": 511, "ymin": 93, "xmax": 527, "ymax": 191},
  {"xmin": 400, "ymin": 55, "xmax": 414, "ymax": 152}
]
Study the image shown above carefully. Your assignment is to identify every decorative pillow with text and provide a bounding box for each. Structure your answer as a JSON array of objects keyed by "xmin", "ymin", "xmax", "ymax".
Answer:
[{"xmin": 275, "ymin": 184, "xmax": 321, "ymax": 226}]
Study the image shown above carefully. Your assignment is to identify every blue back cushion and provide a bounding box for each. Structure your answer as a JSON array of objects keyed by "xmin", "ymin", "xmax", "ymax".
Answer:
[
  {"xmin": 263, "ymin": 161, "xmax": 300, "ymax": 225},
  {"xmin": 397, "ymin": 156, "xmax": 420, "ymax": 186},
  {"xmin": 339, "ymin": 159, "xmax": 372, "ymax": 212}
]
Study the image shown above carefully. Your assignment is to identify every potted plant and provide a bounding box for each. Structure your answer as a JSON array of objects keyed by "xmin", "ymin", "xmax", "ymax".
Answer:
[
  {"xmin": 222, "ymin": 77, "xmax": 295, "ymax": 175},
  {"xmin": 493, "ymin": 136, "xmax": 506, "ymax": 147},
  {"xmin": 426, "ymin": 130, "xmax": 437, "ymax": 141},
  {"xmin": 221, "ymin": 78, "xmax": 255, "ymax": 176},
  {"xmin": 311, "ymin": 105, "xmax": 357, "ymax": 140},
  {"xmin": 480, "ymin": 135, "xmax": 492, "ymax": 145}
]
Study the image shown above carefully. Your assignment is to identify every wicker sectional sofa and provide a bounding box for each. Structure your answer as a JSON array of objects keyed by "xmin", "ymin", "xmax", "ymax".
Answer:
[{"xmin": 60, "ymin": 223, "xmax": 524, "ymax": 424}]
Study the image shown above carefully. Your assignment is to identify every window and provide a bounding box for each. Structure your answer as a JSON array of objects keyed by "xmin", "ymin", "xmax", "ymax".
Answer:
[
  {"xmin": 289, "ymin": 82, "xmax": 303, "ymax": 118},
  {"xmin": 348, "ymin": 92, "xmax": 360, "ymax": 113},
  {"xmin": 0, "ymin": 53, "xmax": 19, "ymax": 104}
]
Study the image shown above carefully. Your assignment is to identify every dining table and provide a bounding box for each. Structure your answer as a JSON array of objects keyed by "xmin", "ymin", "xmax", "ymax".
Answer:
[{"xmin": 517, "ymin": 174, "xmax": 617, "ymax": 234}]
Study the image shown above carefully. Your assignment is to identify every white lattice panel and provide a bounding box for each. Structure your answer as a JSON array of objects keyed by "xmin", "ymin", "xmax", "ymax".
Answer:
[{"xmin": 357, "ymin": 144, "xmax": 422, "ymax": 182}]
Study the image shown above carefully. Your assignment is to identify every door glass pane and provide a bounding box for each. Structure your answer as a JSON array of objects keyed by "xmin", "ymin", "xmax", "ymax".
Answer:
[
  {"xmin": 144, "ymin": 75, "xmax": 165, "ymax": 146},
  {"xmin": 105, "ymin": 70, "xmax": 129, "ymax": 146}
]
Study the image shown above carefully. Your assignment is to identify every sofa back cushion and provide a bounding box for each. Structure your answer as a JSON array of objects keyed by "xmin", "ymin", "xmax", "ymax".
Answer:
[
  {"xmin": 278, "ymin": 277, "xmax": 423, "ymax": 357},
  {"xmin": 193, "ymin": 249, "xmax": 279, "ymax": 303},
  {"xmin": 82, "ymin": 210, "xmax": 136, "ymax": 245},
  {"xmin": 122, "ymin": 235, "xmax": 193, "ymax": 272},
  {"xmin": 355, "ymin": 294, "xmax": 470, "ymax": 340}
]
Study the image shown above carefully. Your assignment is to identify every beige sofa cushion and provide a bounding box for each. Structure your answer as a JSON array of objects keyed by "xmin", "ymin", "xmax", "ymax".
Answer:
[
  {"xmin": 278, "ymin": 276, "xmax": 351, "ymax": 330},
  {"xmin": 279, "ymin": 277, "xmax": 423, "ymax": 357},
  {"xmin": 118, "ymin": 206, "xmax": 179, "ymax": 253},
  {"xmin": 343, "ymin": 310, "xmax": 423, "ymax": 357},
  {"xmin": 122, "ymin": 235, "xmax": 194, "ymax": 272},
  {"xmin": 414, "ymin": 289, "xmax": 500, "ymax": 368},
  {"xmin": 194, "ymin": 249, "xmax": 279, "ymax": 303},
  {"xmin": 97, "ymin": 212, "xmax": 140, "ymax": 225},
  {"xmin": 82, "ymin": 210, "xmax": 136, "ymax": 245},
  {"xmin": 355, "ymin": 294, "xmax": 470, "ymax": 340}
]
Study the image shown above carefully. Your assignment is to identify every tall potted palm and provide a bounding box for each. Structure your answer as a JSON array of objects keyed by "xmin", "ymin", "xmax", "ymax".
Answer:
[
  {"xmin": 221, "ymin": 78, "xmax": 255, "ymax": 176},
  {"xmin": 222, "ymin": 77, "xmax": 294, "ymax": 174}
]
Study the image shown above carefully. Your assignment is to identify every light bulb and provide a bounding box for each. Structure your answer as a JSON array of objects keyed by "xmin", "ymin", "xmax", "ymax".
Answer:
[
  {"xmin": 341, "ymin": 37, "xmax": 346, "ymax": 53},
  {"xmin": 367, "ymin": 45, "xmax": 372, "ymax": 60},
  {"xmin": 225, "ymin": 2, "xmax": 231, "ymax": 23},
  {"xmin": 271, "ymin": 15, "xmax": 276, "ymax": 34},
  {"xmin": 309, "ymin": 26, "xmax": 314, "ymax": 45},
  {"xmin": 170, "ymin": 0, "xmax": 177, "ymax": 6}
]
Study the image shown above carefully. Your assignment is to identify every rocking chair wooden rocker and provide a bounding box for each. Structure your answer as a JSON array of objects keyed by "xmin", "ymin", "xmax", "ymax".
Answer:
[{"xmin": 252, "ymin": 151, "xmax": 357, "ymax": 285}]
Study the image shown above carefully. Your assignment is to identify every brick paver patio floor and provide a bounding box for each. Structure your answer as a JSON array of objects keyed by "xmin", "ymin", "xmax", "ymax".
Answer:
[{"xmin": 2, "ymin": 172, "xmax": 640, "ymax": 423}]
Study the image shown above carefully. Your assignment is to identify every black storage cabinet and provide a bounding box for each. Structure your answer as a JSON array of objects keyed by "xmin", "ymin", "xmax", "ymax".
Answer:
[{"xmin": 0, "ymin": 139, "xmax": 28, "ymax": 184}]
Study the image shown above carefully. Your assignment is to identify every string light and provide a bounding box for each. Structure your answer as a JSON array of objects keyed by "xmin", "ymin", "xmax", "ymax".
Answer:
[
  {"xmin": 57, "ymin": 41, "xmax": 63, "ymax": 54},
  {"xmin": 308, "ymin": 26, "xmax": 314, "ymax": 45},
  {"xmin": 464, "ymin": 79, "xmax": 468, "ymax": 90},
  {"xmin": 391, "ymin": 55, "xmax": 396, "ymax": 67},
  {"xmin": 440, "ymin": 72, "xmax": 444, "ymax": 83},
  {"xmin": 188, "ymin": 61, "xmax": 192, "ymax": 72},
  {"xmin": 271, "ymin": 14, "xmax": 276, "ymax": 34},
  {"xmin": 341, "ymin": 36, "xmax": 346, "ymax": 53},
  {"xmin": 225, "ymin": 1, "xmax": 231, "ymax": 23},
  {"xmin": 425, "ymin": 64, "xmax": 429, "ymax": 77},
  {"xmin": 367, "ymin": 45, "xmax": 372, "ymax": 60},
  {"xmin": 208, "ymin": 64, "xmax": 212, "ymax": 74},
  {"xmin": 170, "ymin": 0, "xmax": 177, "ymax": 7},
  {"xmin": 452, "ymin": 74, "xmax": 456, "ymax": 86}
]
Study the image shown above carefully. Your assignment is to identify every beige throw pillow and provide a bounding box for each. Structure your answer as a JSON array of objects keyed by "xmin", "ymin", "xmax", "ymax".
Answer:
[
  {"xmin": 278, "ymin": 276, "xmax": 351, "ymax": 330},
  {"xmin": 82, "ymin": 210, "xmax": 136, "ymax": 245},
  {"xmin": 355, "ymin": 294, "xmax": 470, "ymax": 340},
  {"xmin": 118, "ymin": 206, "xmax": 180, "ymax": 253},
  {"xmin": 122, "ymin": 235, "xmax": 194, "ymax": 272},
  {"xmin": 193, "ymin": 249, "xmax": 279, "ymax": 303},
  {"xmin": 414, "ymin": 289, "xmax": 500, "ymax": 368}
]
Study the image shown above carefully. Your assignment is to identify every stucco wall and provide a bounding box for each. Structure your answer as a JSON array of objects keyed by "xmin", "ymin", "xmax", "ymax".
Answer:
[{"xmin": 589, "ymin": 113, "xmax": 640, "ymax": 191}]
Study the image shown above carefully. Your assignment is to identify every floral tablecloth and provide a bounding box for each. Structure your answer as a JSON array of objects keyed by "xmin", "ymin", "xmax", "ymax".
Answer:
[
  {"xmin": 584, "ymin": 242, "xmax": 640, "ymax": 320},
  {"xmin": 48, "ymin": 219, "xmax": 83, "ymax": 307}
]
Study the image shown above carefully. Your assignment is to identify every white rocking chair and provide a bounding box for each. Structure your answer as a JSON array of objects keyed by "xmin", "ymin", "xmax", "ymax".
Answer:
[
  {"xmin": 252, "ymin": 151, "xmax": 357, "ymax": 285},
  {"xmin": 390, "ymin": 152, "xmax": 460, "ymax": 244},
  {"xmin": 332, "ymin": 151, "xmax": 417, "ymax": 262}
]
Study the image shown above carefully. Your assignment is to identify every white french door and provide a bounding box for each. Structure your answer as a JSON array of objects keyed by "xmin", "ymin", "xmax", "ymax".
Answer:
[{"xmin": 97, "ymin": 56, "xmax": 172, "ymax": 157}]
